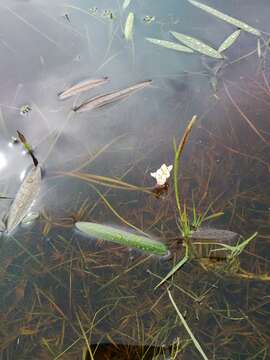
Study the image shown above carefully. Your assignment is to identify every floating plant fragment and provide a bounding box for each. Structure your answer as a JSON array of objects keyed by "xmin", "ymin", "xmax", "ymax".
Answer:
[
  {"xmin": 102, "ymin": 9, "xmax": 116, "ymax": 20},
  {"xmin": 58, "ymin": 77, "xmax": 109, "ymax": 100},
  {"xmin": 20, "ymin": 104, "xmax": 32, "ymax": 116},
  {"xmin": 218, "ymin": 29, "xmax": 241, "ymax": 53},
  {"xmin": 187, "ymin": 0, "xmax": 261, "ymax": 37},
  {"xmin": 73, "ymin": 79, "xmax": 152, "ymax": 112},
  {"xmin": 145, "ymin": 37, "xmax": 194, "ymax": 53},
  {"xmin": 89, "ymin": 7, "xmax": 98, "ymax": 15},
  {"xmin": 124, "ymin": 12, "xmax": 134, "ymax": 40},
  {"xmin": 143, "ymin": 15, "xmax": 155, "ymax": 24},
  {"xmin": 151, "ymin": 164, "xmax": 173, "ymax": 186},
  {"xmin": 170, "ymin": 31, "xmax": 223, "ymax": 59},
  {"xmin": 75, "ymin": 222, "xmax": 168, "ymax": 256},
  {"xmin": 7, "ymin": 165, "xmax": 42, "ymax": 234},
  {"xmin": 123, "ymin": 0, "xmax": 132, "ymax": 10}
]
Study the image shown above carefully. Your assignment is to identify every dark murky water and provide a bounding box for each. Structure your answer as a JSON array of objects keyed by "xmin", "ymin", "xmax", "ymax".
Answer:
[{"xmin": 0, "ymin": 0, "xmax": 270, "ymax": 359}]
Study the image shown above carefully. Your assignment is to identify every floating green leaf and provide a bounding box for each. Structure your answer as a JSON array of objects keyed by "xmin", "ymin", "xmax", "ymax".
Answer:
[
  {"xmin": 187, "ymin": 0, "xmax": 261, "ymax": 37},
  {"xmin": 124, "ymin": 12, "xmax": 134, "ymax": 41},
  {"xmin": 170, "ymin": 31, "xmax": 223, "ymax": 59},
  {"xmin": 75, "ymin": 222, "xmax": 168, "ymax": 256},
  {"xmin": 218, "ymin": 29, "xmax": 241, "ymax": 52},
  {"xmin": 145, "ymin": 37, "xmax": 194, "ymax": 53},
  {"xmin": 218, "ymin": 30, "xmax": 241, "ymax": 52},
  {"xmin": 123, "ymin": 0, "xmax": 132, "ymax": 10}
]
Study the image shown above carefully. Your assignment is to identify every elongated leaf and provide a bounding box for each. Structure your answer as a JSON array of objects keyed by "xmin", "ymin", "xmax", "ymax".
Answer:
[
  {"xmin": 75, "ymin": 222, "xmax": 168, "ymax": 256},
  {"xmin": 7, "ymin": 166, "xmax": 42, "ymax": 234},
  {"xmin": 168, "ymin": 290, "xmax": 209, "ymax": 360},
  {"xmin": 123, "ymin": 0, "xmax": 132, "ymax": 10},
  {"xmin": 218, "ymin": 29, "xmax": 241, "ymax": 52},
  {"xmin": 74, "ymin": 79, "xmax": 151, "ymax": 112},
  {"xmin": 124, "ymin": 12, "xmax": 134, "ymax": 40},
  {"xmin": 170, "ymin": 31, "xmax": 223, "ymax": 59},
  {"xmin": 58, "ymin": 77, "xmax": 108, "ymax": 100},
  {"xmin": 188, "ymin": 0, "xmax": 261, "ymax": 37},
  {"xmin": 145, "ymin": 37, "xmax": 194, "ymax": 53}
]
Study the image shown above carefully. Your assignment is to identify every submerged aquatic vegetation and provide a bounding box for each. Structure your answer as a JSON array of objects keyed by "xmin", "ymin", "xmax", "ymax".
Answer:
[
  {"xmin": 168, "ymin": 290, "xmax": 209, "ymax": 360},
  {"xmin": 75, "ymin": 222, "xmax": 168, "ymax": 256},
  {"xmin": 145, "ymin": 37, "xmax": 194, "ymax": 53},
  {"xmin": 6, "ymin": 165, "xmax": 42, "ymax": 234},
  {"xmin": 187, "ymin": 0, "xmax": 261, "ymax": 36},
  {"xmin": 142, "ymin": 15, "xmax": 155, "ymax": 24},
  {"xmin": 58, "ymin": 77, "xmax": 109, "ymax": 100},
  {"xmin": 150, "ymin": 164, "xmax": 173, "ymax": 186},
  {"xmin": 124, "ymin": 12, "xmax": 134, "ymax": 41},
  {"xmin": 17, "ymin": 130, "xmax": 38, "ymax": 167},
  {"xmin": 218, "ymin": 29, "xmax": 241, "ymax": 53},
  {"xmin": 73, "ymin": 79, "xmax": 152, "ymax": 112},
  {"xmin": 170, "ymin": 31, "xmax": 223, "ymax": 59}
]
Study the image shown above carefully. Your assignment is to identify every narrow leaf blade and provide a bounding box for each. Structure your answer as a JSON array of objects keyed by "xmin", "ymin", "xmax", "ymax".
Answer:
[
  {"xmin": 188, "ymin": 0, "xmax": 261, "ymax": 36},
  {"xmin": 145, "ymin": 37, "xmax": 194, "ymax": 53},
  {"xmin": 76, "ymin": 222, "xmax": 168, "ymax": 256},
  {"xmin": 218, "ymin": 29, "xmax": 241, "ymax": 52},
  {"xmin": 170, "ymin": 31, "xmax": 223, "ymax": 59}
]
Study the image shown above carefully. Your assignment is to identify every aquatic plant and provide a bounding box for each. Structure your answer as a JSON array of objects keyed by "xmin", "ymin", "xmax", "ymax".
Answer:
[
  {"xmin": 150, "ymin": 164, "xmax": 173, "ymax": 187},
  {"xmin": 145, "ymin": 37, "xmax": 194, "ymax": 53},
  {"xmin": 75, "ymin": 222, "xmax": 168, "ymax": 256},
  {"xmin": 187, "ymin": 0, "xmax": 261, "ymax": 37}
]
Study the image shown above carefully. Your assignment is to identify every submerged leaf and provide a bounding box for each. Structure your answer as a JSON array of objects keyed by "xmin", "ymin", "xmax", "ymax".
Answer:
[
  {"xmin": 188, "ymin": 0, "xmax": 261, "ymax": 37},
  {"xmin": 75, "ymin": 222, "xmax": 168, "ymax": 256},
  {"xmin": 145, "ymin": 37, "xmax": 194, "ymax": 53},
  {"xmin": 74, "ymin": 79, "xmax": 152, "ymax": 112},
  {"xmin": 58, "ymin": 77, "xmax": 108, "ymax": 100},
  {"xmin": 170, "ymin": 31, "xmax": 223, "ymax": 59},
  {"xmin": 218, "ymin": 29, "xmax": 241, "ymax": 52},
  {"xmin": 124, "ymin": 12, "xmax": 134, "ymax": 40},
  {"xmin": 7, "ymin": 166, "xmax": 42, "ymax": 234}
]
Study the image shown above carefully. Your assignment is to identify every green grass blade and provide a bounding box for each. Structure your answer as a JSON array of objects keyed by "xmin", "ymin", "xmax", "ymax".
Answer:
[
  {"xmin": 168, "ymin": 290, "xmax": 209, "ymax": 360},
  {"xmin": 171, "ymin": 31, "xmax": 223, "ymax": 59},
  {"xmin": 155, "ymin": 245, "xmax": 189, "ymax": 289},
  {"xmin": 75, "ymin": 222, "xmax": 168, "ymax": 256},
  {"xmin": 187, "ymin": 0, "xmax": 261, "ymax": 36},
  {"xmin": 145, "ymin": 37, "xmax": 194, "ymax": 53}
]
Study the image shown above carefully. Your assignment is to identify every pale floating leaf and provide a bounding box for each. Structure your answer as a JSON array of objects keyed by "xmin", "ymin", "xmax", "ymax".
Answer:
[
  {"xmin": 75, "ymin": 222, "xmax": 168, "ymax": 256},
  {"xmin": 188, "ymin": 0, "xmax": 261, "ymax": 37},
  {"xmin": 145, "ymin": 37, "xmax": 194, "ymax": 53},
  {"xmin": 123, "ymin": 0, "xmax": 132, "ymax": 10},
  {"xmin": 218, "ymin": 29, "xmax": 241, "ymax": 52},
  {"xmin": 7, "ymin": 166, "xmax": 42, "ymax": 234},
  {"xmin": 124, "ymin": 12, "xmax": 134, "ymax": 41},
  {"xmin": 170, "ymin": 31, "xmax": 223, "ymax": 59}
]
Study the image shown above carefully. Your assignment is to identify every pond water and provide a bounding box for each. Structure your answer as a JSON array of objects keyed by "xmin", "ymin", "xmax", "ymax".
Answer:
[{"xmin": 0, "ymin": 0, "xmax": 270, "ymax": 359}]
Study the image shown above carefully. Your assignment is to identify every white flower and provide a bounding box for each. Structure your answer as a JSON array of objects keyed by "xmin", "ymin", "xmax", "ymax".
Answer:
[{"xmin": 151, "ymin": 164, "xmax": 173, "ymax": 186}]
